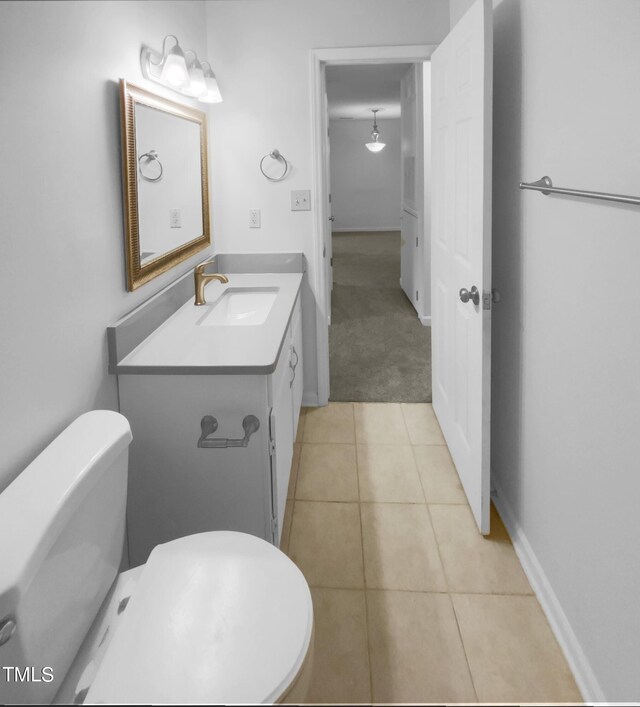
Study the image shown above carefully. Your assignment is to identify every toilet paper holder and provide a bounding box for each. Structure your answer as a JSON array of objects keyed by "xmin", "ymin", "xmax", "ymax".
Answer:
[{"xmin": 197, "ymin": 415, "xmax": 261, "ymax": 448}]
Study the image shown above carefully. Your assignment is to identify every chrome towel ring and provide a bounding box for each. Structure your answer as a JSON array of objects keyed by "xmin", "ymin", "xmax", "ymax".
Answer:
[
  {"xmin": 138, "ymin": 149, "xmax": 163, "ymax": 182},
  {"xmin": 260, "ymin": 149, "xmax": 289, "ymax": 182}
]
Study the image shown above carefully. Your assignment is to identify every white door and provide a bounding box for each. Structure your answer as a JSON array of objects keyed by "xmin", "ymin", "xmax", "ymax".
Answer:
[
  {"xmin": 431, "ymin": 0, "xmax": 493, "ymax": 534},
  {"xmin": 400, "ymin": 64, "xmax": 422, "ymax": 311}
]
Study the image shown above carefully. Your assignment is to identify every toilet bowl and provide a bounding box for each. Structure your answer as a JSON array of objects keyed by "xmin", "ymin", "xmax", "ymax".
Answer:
[{"xmin": 0, "ymin": 411, "xmax": 313, "ymax": 705}]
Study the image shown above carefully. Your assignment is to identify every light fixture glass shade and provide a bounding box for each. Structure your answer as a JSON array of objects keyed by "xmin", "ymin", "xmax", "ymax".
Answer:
[
  {"xmin": 365, "ymin": 109, "xmax": 385, "ymax": 153},
  {"xmin": 366, "ymin": 139, "xmax": 386, "ymax": 153},
  {"xmin": 187, "ymin": 61, "xmax": 206, "ymax": 97},
  {"xmin": 161, "ymin": 44, "xmax": 189, "ymax": 88},
  {"xmin": 200, "ymin": 67, "xmax": 223, "ymax": 103}
]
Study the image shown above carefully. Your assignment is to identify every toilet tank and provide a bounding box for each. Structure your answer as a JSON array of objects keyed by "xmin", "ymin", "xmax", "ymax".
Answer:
[{"xmin": 0, "ymin": 411, "xmax": 132, "ymax": 705}]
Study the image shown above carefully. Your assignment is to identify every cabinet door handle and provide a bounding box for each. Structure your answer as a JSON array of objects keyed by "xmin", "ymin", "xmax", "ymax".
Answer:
[
  {"xmin": 197, "ymin": 415, "xmax": 260, "ymax": 448},
  {"xmin": 289, "ymin": 345, "xmax": 299, "ymax": 388}
]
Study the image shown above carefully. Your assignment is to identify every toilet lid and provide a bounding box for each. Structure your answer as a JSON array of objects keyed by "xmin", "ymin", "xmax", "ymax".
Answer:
[{"xmin": 86, "ymin": 532, "xmax": 313, "ymax": 704}]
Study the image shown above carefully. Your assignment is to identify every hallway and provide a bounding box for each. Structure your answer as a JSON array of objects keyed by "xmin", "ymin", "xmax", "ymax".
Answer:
[
  {"xmin": 280, "ymin": 403, "xmax": 581, "ymax": 704},
  {"xmin": 329, "ymin": 231, "xmax": 431, "ymax": 402}
]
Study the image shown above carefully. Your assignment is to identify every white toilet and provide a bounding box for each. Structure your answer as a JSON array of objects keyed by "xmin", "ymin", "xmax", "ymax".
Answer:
[{"xmin": 0, "ymin": 411, "xmax": 314, "ymax": 705}]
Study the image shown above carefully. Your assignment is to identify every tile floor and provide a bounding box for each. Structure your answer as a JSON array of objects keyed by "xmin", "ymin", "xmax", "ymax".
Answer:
[{"xmin": 281, "ymin": 402, "xmax": 582, "ymax": 704}]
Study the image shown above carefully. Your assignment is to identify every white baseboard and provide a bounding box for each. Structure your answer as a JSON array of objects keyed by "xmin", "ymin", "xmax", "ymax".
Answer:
[
  {"xmin": 302, "ymin": 391, "xmax": 319, "ymax": 407},
  {"xmin": 332, "ymin": 227, "xmax": 400, "ymax": 233},
  {"xmin": 492, "ymin": 483, "xmax": 605, "ymax": 703},
  {"xmin": 420, "ymin": 315, "xmax": 431, "ymax": 327}
]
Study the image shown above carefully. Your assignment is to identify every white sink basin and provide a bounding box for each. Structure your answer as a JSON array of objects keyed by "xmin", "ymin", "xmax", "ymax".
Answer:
[{"xmin": 198, "ymin": 287, "xmax": 279, "ymax": 327}]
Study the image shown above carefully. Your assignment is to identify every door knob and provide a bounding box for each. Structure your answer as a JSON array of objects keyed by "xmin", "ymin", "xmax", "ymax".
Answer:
[{"xmin": 459, "ymin": 286, "xmax": 480, "ymax": 306}]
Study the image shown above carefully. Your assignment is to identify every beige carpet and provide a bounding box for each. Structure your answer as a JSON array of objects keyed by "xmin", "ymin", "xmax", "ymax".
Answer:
[{"xmin": 329, "ymin": 231, "xmax": 432, "ymax": 402}]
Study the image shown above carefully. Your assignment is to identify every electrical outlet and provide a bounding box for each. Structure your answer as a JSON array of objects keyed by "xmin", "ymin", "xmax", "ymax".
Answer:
[
  {"xmin": 169, "ymin": 209, "xmax": 182, "ymax": 228},
  {"xmin": 291, "ymin": 190, "xmax": 311, "ymax": 211},
  {"xmin": 249, "ymin": 208, "xmax": 261, "ymax": 228}
]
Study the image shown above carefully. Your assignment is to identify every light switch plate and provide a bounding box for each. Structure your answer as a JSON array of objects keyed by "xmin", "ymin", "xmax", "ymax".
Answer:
[{"xmin": 291, "ymin": 190, "xmax": 311, "ymax": 211}]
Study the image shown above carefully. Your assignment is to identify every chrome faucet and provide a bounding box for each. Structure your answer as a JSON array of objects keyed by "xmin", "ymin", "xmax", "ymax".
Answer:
[{"xmin": 194, "ymin": 259, "xmax": 229, "ymax": 305}]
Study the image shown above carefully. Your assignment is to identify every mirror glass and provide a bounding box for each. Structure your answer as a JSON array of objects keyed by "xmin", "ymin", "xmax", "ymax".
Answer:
[{"xmin": 120, "ymin": 80, "xmax": 210, "ymax": 290}]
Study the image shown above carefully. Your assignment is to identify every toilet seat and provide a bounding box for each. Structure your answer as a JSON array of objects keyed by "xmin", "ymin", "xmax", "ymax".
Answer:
[{"xmin": 85, "ymin": 532, "xmax": 314, "ymax": 704}]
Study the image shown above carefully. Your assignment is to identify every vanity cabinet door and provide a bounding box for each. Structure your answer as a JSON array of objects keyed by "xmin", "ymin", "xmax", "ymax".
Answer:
[
  {"xmin": 120, "ymin": 374, "xmax": 272, "ymax": 566},
  {"xmin": 269, "ymin": 329, "xmax": 294, "ymax": 545},
  {"xmin": 290, "ymin": 296, "xmax": 304, "ymax": 439}
]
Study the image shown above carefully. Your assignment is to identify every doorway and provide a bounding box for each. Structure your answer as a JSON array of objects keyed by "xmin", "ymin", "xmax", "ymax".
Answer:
[
  {"xmin": 323, "ymin": 59, "xmax": 432, "ymax": 402},
  {"xmin": 311, "ymin": 2, "xmax": 493, "ymax": 535},
  {"xmin": 310, "ymin": 45, "xmax": 435, "ymax": 407}
]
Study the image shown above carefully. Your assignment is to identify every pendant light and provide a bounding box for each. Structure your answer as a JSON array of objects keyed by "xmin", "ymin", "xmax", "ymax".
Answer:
[{"xmin": 365, "ymin": 109, "xmax": 386, "ymax": 153}]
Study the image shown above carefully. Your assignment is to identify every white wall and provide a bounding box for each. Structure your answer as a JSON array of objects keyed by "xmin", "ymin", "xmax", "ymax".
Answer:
[
  {"xmin": 450, "ymin": 0, "xmax": 475, "ymax": 26},
  {"xmin": 492, "ymin": 1, "xmax": 640, "ymax": 701},
  {"xmin": 329, "ymin": 118, "xmax": 401, "ymax": 231},
  {"xmin": 0, "ymin": 1, "xmax": 212, "ymax": 492},
  {"xmin": 204, "ymin": 0, "xmax": 450, "ymax": 397}
]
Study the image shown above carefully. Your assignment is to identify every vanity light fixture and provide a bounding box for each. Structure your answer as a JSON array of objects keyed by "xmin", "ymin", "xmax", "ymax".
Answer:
[
  {"xmin": 365, "ymin": 109, "xmax": 386, "ymax": 153},
  {"xmin": 141, "ymin": 35, "xmax": 223, "ymax": 103}
]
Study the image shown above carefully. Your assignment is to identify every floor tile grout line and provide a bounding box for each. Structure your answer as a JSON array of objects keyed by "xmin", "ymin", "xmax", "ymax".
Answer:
[
  {"xmin": 423, "ymin": 482, "xmax": 479, "ymax": 702},
  {"xmin": 409, "ymin": 442, "xmax": 429, "ymax": 504},
  {"xmin": 355, "ymin": 431, "xmax": 375, "ymax": 703},
  {"xmin": 421, "ymin": 492, "xmax": 480, "ymax": 697},
  {"xmin": 448, "ymin": 592, "xmax": 481, "ymax": 703},
  {"xmin": 359, "ymin": 523, "xmax": 375, "ymax": 700},
  {"xmin": 399, "ymin": 402, "xmax": 414, "ymax": 445},
  {"xmin": 298, "ymin": 439, "xmax": 448, "ymax": 446},
  {"xmin": 292, "ymin": 498, "xmax": 471, "ymax": 508},
  {"xmin": 424, "ymin": 499, "xmax": 453, "ymax": 595},
  {"xmin": 305, "ymin": 584, "xmax": 537, "ymax": 597},
  {"xmin": 302, "ymin": 401, "xmax": 355, "ymax": 445},
  {"xmin": 362, "ymin": 583, "xmax": 375, "ymax": 703},
  {"xmin": 353, "ymin": 402, "xmax": 412, "ymax": 446},
  {"xmin": 300, "ymin": 441, "xmax": 358, "ymax": 446}
]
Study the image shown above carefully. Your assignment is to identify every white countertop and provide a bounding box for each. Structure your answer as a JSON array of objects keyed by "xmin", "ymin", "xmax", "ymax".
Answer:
[{"xmin": 117, "ymin": 273, "xmax": 303, "ymax": 375}]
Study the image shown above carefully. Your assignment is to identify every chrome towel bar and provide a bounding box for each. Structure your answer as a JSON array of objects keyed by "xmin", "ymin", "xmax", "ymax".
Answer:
[{"xmin": 519, "ymin": 176, "xmax": 640, "ymax": 206}]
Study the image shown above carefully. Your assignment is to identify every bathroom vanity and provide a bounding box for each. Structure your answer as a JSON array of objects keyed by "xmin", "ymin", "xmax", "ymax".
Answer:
[{"xmin": 109, "ymin": 256, "xmax": 305, "ymax": 567}]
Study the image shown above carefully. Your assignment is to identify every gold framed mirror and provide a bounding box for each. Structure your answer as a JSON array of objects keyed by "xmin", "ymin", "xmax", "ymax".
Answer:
[{"xmin": 119, "ymin": 80, "xmax": 210, "ymax": 290}]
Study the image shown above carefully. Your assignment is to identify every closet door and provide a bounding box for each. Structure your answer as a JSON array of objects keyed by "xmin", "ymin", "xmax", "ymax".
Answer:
[{"xmin": 400, "ymin": 64, "xmax": 424, "ymax": 314}]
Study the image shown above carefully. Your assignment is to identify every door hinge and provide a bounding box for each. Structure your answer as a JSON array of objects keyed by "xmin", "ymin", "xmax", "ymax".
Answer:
[
  {"xmin": 416, "ymin": 290, "xmax": 419, "ymax": 301},
  {"xmin": 415, "ymin": 236, "xmax": 419, "ymax": 247},
  {"xmin": 271, "ymin": 514, "xmax": 278, "ymax": 538},
  {"xmin": 269, "ymin": 437, "xmax": 276, "ymax": 457}
]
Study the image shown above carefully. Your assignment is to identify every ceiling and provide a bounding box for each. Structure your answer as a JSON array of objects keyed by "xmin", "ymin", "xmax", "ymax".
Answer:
[{"xmin": 326, "ymin": 63, "xmax": 412, "ymax": 120}]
